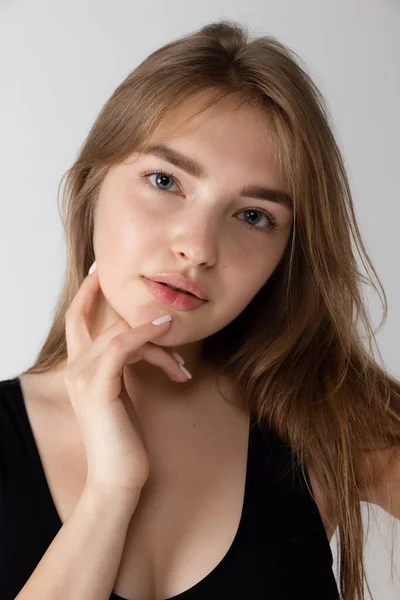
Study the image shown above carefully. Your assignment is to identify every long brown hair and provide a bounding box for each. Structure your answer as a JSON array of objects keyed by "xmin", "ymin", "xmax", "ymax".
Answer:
[{"xmin": 22, "ymin": 20, "xmax": 400, "ymax": 599}]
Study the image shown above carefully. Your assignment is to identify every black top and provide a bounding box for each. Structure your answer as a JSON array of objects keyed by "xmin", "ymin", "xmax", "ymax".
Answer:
[{"xmin": 0, "ymin": 376, "xmax": 340, "ymax": 599}]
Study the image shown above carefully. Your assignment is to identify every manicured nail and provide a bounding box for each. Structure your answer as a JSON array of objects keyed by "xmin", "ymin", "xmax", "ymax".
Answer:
[
  {"xmin": 171, "ymin": 350, "xmax": 185, "ymax": 365},
  {"xmin": 152, "ymin": 314, "xmax": 173, "ymax": 326},
  {"xmin": 179, "ymin": 364, "xmax": 192, "ymax": 379},
  {"xmin": 88, "ymin": 261, "xmax": 97, "ymax": 275}
]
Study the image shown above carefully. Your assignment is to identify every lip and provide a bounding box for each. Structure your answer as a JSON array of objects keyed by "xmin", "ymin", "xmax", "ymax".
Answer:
[
  {"xmin": 145, "ymin": 273, "xmax": 208, "ymax": 300},
  {"xmin": 143, "ymin": 277, "xmax": 207, "ymax": 311}
]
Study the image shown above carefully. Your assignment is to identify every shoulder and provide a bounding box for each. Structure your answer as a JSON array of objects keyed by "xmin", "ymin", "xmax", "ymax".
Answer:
[
  {"xmin": 307, "ymin": 446, "xmax": 400, "ymax": 539},
  {"xmin": 0, "ymin": 376, "xmax": 24, "ymax": 416},
  {"xmin": 0, "ymin": 377, "xmax": 30, "ymax": 460},
  {"xmin": 306, "ymin": 463, "xmax": 338, "ymax": 542},
  {"xmin": 356, "ymin": 446, "xmax": 400, "ymax": 519}
]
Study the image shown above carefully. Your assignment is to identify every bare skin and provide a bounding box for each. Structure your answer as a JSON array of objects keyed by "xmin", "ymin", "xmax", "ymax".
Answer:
[
  {"xmin": 17, "ymin": 93, "xmax": 337, "ymax": 598},
  {"xmin": 18, "ymin": 368, "xmax": 337, "ymax": 600},
  {"xmin": 19, "ymin": 368, "xmax": 255, "ymax": 599}
]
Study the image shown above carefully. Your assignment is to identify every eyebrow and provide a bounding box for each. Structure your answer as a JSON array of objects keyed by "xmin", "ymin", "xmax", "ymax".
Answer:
[{"xmin": 137, "ymin": 143, "xmax": 292, "ymax": 208}]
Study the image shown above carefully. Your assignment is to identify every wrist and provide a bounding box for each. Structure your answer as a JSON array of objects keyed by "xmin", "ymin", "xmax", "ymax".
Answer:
[{"xmin": 82, "ymin": 482, "xmax": 142, "ymax": 518}]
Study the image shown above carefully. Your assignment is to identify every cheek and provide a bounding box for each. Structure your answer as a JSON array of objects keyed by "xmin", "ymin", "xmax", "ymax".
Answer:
[
  {"xmin": 220, "ymin": 247, "xmax": 285, "ymax": 316},
  {"xmin": 230, "ymin": 276, "xmax": 263, "ymax": 310},
  {"xmin": 214, "ymin": 271, "xmax": 260, "ymax": 325},
  {"xmin": 94, "ymin": 200, "xmax": 159, "ymax": 259},
  {"xmin": 118, "ymin": 187, "xmax": 169, "ymax": 244},
  {"xmin": 229, "ymin": 249, "xmax": 281, "ymax": 290}
]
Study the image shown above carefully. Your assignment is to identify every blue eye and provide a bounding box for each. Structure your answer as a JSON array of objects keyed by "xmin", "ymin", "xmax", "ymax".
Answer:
[
  {"xmin": 138, "ymin": 168, "xmax": 278, "ymax": 232},
  {"xmin": 236, "ymin": 209, "xmax": 277, "ymax": 231},
  {"xmin": 140, "ymin": 169, "xmax": 180, "ymax": 194}
]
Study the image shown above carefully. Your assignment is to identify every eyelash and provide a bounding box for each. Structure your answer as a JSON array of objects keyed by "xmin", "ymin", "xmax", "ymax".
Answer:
[{"xmin": 138, "ymin": 168, "xmax": 278, "ymax": 232}]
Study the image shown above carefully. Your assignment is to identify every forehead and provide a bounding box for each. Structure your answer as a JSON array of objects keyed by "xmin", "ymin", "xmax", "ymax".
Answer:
[
  {"xmin": 138, "ymin": 93, "xmax": 285, "ymax": 185},
  {"xmin": 150, "ymin": 92, "xmax": 273, "ymax": 150}
]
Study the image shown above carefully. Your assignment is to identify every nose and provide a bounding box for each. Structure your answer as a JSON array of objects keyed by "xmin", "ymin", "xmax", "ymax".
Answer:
[
  {"xmin": 170, "ymin": 214, "xmax": 218, "ymax": 269},
  {"xmin": 173, "ymin": 242, "xmax": 217, "ymax": 269}
]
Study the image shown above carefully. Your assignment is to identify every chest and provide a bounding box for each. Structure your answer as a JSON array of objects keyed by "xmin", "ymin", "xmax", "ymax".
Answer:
[
  {"xmin": 112, "ymin": 446, "xmax": 248, "ymax": 600},
  {"xmin": 25, "ymin": 392, "xmax": 251, "ymax": 600}
]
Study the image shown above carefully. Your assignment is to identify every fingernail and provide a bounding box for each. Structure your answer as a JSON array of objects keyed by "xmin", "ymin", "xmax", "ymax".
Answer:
[
  {"xmin": 152, "ymin": 314, "xmax": 173, "ymax": 326},
  {"xmin": 88, "ymin": 261, "xmax": 97, "ymax": 275},
  {"xmin": 171, "ymin": 350, "xmax": 185, "ymax": 365},
  {"xmin": 179, "ymin": 364, "xmax": 192, "ymax": 379}
]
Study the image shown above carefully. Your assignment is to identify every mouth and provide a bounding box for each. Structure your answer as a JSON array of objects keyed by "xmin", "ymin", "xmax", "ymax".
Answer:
[
  {"xmin": 143, "ymin": 277, "xmax": 207, "ymax": 311},
  {"xmin": 144, "ymin": 273, "xmax": 208, "ymax": 300},
  {"xmin": 156, "ymin": 281, "xmax": 198, "ymax": 297}
]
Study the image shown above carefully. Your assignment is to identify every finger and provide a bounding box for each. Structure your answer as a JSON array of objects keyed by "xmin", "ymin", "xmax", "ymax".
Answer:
[
  {"xmin": 67, "ymin": 308, "xmax": 173, "ymax": 381},
  {"xmin": 95, "ymin": 335, "xmax": 187, "ymax": 398},
  {"xmin": 132, "ymin": 343, "xmax": 189, "ymax": 382},
  {"xmin": 88, "ymin": 316, "xmax": 174, "ymax": 364},
  {"xmin": 79, "ymin": 319, "xmax": 174, "ymax": 401},
  {"xmin": 64, "ymin": 318, "xmax": 131, "ymax": 377},
  {"xmin": 65, "ymin": 270, "xmax": 101, "ymax": 364}
]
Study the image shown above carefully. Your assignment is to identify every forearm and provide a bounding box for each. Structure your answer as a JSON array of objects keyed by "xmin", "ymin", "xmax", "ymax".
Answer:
[{"xmin": 15, "ymin": 485, "xmax": 139, "ymax": 600}]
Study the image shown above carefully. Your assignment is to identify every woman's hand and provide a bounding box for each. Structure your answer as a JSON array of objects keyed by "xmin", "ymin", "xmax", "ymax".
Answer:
[{"xmin": 63, "ymin": 266, "xmax": 188, "ymax": 500}]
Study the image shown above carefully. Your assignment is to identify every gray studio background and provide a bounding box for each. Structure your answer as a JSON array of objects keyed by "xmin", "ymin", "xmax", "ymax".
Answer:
[{"xmin": 1, "ymin": 0, "xmax": 399, "ymax": 597}]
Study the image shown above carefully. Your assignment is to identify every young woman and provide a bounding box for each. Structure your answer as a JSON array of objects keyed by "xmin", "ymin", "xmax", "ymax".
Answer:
[{"xmin": 1, "ymin": 19, "xmax": 399, "ymax": 600}]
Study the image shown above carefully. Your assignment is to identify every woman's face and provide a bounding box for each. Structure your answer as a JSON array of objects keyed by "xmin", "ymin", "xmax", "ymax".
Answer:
[{"xmin": 92, "ymin": 95, "xmax": 293, "ymax": 359}]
